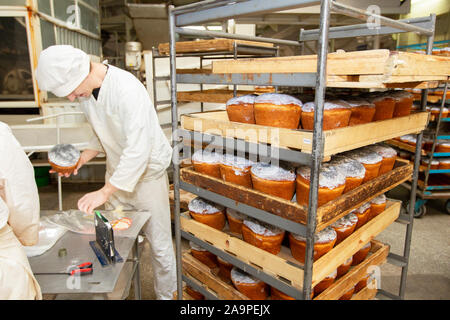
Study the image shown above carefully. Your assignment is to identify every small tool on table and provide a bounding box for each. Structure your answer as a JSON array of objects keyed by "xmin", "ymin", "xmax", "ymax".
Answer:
[{"xmin": 35, "ymin": 262, "xmax": 93, "ymax": 276}]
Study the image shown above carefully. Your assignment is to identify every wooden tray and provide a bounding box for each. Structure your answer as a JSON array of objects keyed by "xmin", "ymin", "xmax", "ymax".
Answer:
[
  {"xmin": 181, "ymin": 110, "xmax": 429, "ymax": 157},
  {"xmin": 180, "ymin": 161, "xmax": 411, "ymax": 231},
  {"xmin": 211, "ymin": 49, "xmax": 450, "ymax": 88},
  {"xmin": 386, "ymin": 139, "xmax": 427, "ymax": 156},
  {"xmin": 177, "ymin": 88, "xmax": 274, "ymax": 103},
  {"xmin": 314, "ymin": 240, "xmax": 388, "ymax": 300},
  {"xmin": 181, "ymin": 199, "xmax": 400, "ymax": 291},
  {"xmin": 158, "ymin": 38, "xmax": 274, "ymax": 55},
  {"xmin": 182, "ymin": 252, "xmax": 249, "ymax": 300}
]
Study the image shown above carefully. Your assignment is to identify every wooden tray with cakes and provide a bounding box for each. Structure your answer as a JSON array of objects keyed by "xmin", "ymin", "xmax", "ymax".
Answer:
[
  {"xmin": 177, "ymin": 88, "xmax": 275, "ymax": 104},
  {"xmin": 181, "ymin": 110, "xmax": 429, "ymax": 158},
  {"xmin": 210, "ymin": 49, "xmax": 450, "ymax": 89},
  {"xmin": 180, "ymin": 198, "xmax": 398, "ymax": 297},
  {"xmin": 180, "ymin": 159, "xmax": 411, "ymax": 231}
]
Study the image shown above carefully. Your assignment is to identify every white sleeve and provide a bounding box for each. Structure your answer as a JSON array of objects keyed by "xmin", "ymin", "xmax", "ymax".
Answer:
[
  {"xmin": 0, "ymin": 123, "xmax": 40, "ymax": 246},
  {"xmin": 108, "ymin": 90, "xmax": 152, "ymax": 192},
  {"xmin": 87, "ymin": 132, "xmax": 105, "ymax": 156},
  {"xmin": 0, "ymin": 197, "xmax": 8, "ymax": 231}
]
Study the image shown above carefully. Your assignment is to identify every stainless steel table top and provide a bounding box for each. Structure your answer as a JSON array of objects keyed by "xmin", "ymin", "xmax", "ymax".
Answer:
[{"xmin": 29, "ymin": 210, "xmax": 150, "ymax": 295}]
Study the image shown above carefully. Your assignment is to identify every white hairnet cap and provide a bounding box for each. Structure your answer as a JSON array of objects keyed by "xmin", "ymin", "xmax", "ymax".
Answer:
[{"xmin": 36, "ymin": 45, "xmax": 90, "ymax": 97}]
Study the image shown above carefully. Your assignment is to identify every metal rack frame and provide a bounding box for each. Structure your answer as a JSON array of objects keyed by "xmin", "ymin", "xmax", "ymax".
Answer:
[
  {"xmin": 149, "ymin": 41, "xmax": 279, "ymax": 115},
  {"xmin": 169, "ymin": 0, "xmax": 436, "ymax": 300}
]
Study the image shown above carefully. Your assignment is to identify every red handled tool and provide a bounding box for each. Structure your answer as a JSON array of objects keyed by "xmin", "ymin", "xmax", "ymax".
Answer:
[{"xmin": 35, "ymin": 262, "xmax": 93, "ymax": 276}]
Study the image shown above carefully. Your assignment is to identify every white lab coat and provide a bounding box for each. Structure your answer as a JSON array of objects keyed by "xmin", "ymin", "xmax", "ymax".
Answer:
[
  {"xmin": 0, "ymin": 121, "xmax": 42, "ymax": 300},
  {"xmin": 79, "ymin": 65, "xmax": 176, "ymax": 300}
]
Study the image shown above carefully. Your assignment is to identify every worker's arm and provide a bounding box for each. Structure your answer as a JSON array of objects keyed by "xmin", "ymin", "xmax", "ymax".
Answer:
[
  {"xmin": 77, "ymin": 181, "xmax": 118, "ymax": 214},
  {"xmin": 50, "ymin": 148, "xmax": 100, "ymax": 177}
]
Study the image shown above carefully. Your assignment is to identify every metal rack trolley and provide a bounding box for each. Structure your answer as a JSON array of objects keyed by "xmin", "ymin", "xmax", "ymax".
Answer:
[
  {"xmin": 400, "ymin": 83, "xmax": 450, "ymax": 218},
  {"xmin": 168, "ymin": 0, "xmax": 437, "ymax": 300}
]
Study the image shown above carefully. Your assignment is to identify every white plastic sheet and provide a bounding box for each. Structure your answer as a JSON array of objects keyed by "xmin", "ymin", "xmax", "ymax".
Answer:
[{"xmin": 23, "ymin": 216, "xmax": 67, "ymax": 257}]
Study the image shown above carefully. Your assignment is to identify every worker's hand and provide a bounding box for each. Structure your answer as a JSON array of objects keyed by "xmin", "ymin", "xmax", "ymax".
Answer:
[{"xmin": 78, "ymin": 182, "xmax": 118, "ymax": 215}]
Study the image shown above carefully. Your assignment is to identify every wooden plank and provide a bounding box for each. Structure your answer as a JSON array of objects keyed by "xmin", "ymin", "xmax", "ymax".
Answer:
[
  {"xmin": 177, "ymin": 89, "xmax": 274, "ymax": 104},
  {"xmin": 212, "ymin": 49, "xmax": 391, "ymax": 75},
  {"xmin": 322, "ymin": 112, "xmax": 429, "ymax": 157},
  {"xmin": 359, "ymin": 74, "xmax": 448, "ymax": 83},
  {"xmin": 312, "ymin": 201, "xmax": 400, "ymax": 287},
  {"xmin": 392, "ymin": 51, "xmax": 450, "ymax": 76},
  {"xmin": 181, "ymin": 111, "xmax": 313, "ymax": 151},
  {"xmin": 180, "ymin": 111, "xmax": 429, "ymax": 156},
  {"xmin": 350, "ymin": 279, "xmax": 378, "ymax": 300},
  {"xmin": 314, "ymin": 240, "xmax": 389, "ymax": 300},
  {"xmin": 180, "ymin": 161, "xmax": 411, "ymax": 229},
  {"xmin": 182, "ymin": 252, "xmax": 250, "ymax": 300},
  {"xmin": 158, "ymin": 38, "xmax": 274, "ymax": 55},
  {"xmin": 181, "ymin": 214, "xmax": 305, "ymax": 290},
  {"xmin": 327, "ymin": 80, "xmax": 441, "ymax": 89}
]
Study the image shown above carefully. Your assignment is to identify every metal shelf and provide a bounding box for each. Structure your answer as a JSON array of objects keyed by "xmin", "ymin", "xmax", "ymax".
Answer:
[{"xmin": 169, "ymin": 0, "xmax": 437, "ymax": 301}]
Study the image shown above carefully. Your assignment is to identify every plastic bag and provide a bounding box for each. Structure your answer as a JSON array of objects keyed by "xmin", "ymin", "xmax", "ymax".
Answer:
[{"xmin": 23, "ymin": 216, "xmax": 67, "ymax": 257}]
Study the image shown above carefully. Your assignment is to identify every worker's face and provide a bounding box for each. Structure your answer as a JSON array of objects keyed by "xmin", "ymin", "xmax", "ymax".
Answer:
[{"xmin": 67, "ymin": 75, "xmax": 93, "ymax": 102}]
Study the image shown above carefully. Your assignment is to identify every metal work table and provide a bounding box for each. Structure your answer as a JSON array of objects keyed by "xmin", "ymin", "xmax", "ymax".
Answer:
[{"xmin": 29, "ymin": 210, "xmax": 151, "ymax": 300}]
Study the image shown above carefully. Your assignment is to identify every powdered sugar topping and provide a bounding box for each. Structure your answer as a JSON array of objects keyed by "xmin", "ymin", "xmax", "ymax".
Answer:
[
  {"xmin": 48, "ymin": 144, "xmax": 80, "ymax": 167},
  {"xmin": 291, "ymin": 226, "xmax": 337, "ymax": 244},
  {"xmin": 231, "ymin": 267, "xmax": 261, "ymax": 284},
  {"xmin": 251, "ymin": 163, "xmax": 296, "ymax": 181},
  {"xmin": 297, "ymin": 165, "xmax": 346, "ymax": 189},
  {"xmin": 368, "ymin": 145, "xmax": 397, "ymax": 158},
  {"xmin": 348, "ymin": 150, "xmax": 383, "ymax": 165},
  {"xmin": 371, "ymin": 194, "xmax": 386, "ymax": 205},
  {"xmin": 254, "ymin": 93, "xmax": 302, "ymax": 106},
  {"xmin": 188, "ymin": 197, "xmax": 224, "ymax": 214},
  {"xmin": 221, "ymin": 154, "xmax": 254, "ymax": 170},
  {"xmin": 243, "ymin": 218, "xmax": 284, "ymax": 236},
  {"xmin": 301, "ymin": 100, "xmax": 351, "ymax": 112},
  {"xmin": 192, "ymin": 149, "xmax": 223, "ymax": 164},
  {"xmin": 330, "ymin": 158, "xmax": 366, "ymax": 179},
  {"xmin": 226, "ymin": 94, "xmax": 257, "ymax": 106},
  {"xmin": 355, "ymin": 202, "xmax": 371, "ymax": 214},
  {"xmin": 345, "ymin": 98, "xmax": 375, "ymax": 108},
  {"xmin": 332, "ymin": 212, "xmax": 358, "ymax": 228}
]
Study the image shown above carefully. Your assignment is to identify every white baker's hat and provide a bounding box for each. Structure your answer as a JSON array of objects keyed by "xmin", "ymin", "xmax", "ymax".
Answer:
[{"xmin": 36, "ymin": 45, "xmax": 90, "ymax": 97}]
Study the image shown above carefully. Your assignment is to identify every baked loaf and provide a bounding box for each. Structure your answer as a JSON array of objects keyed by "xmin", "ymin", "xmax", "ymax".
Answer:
[
  {"xmin": 369, "ymin": 194, "xmax": 387, "ymax": 220},
  {"xmin": 346, "ymin": 98, "xmax": 376, "ymax": 125},
  {"xmin": 251, "ymin": 162, "xmax": 296, "ymax": 200},
  {"xmin": 367, "ymin": 92, "xmax": 396, "ymax": 121},
  {"xmin": 48, "ymin": 144, "xmax": 80, "ymax": 175},
  {"xmin": 289, "ymin": 227, "xmax": 337, "ymax": 264},
  {"xmin": 220, "ymin": 154, "xmax": 254, "ymax": 188},
  {"xmin": 225, "ymin": 208, "xmax": 246, "ymax": 235},
  {"xmin": 339, "ymin": 285, "xmax": 356, "ymax": 300},
  {"xmin": 352, "ymin": 241, "xmax": 372, "ymax": 265},
  {"xmin": 217, "ymin": 256, "xmax": 233, "ymax": 283},
  {"xmin": 337, "ymin": 256, "xmax": 353, "ymax": 278},
  {"xmin": 296, "ymin": 165, "xmax": 346, "ymax": 207},
  {"xmin": 301, "ymin": 100, "xmax": 352, "ymax": 131},
  {"xmin": 313, "ymin": 269, "xmax": 337, "ymax": 297},
  {"xmin": 331, "ymin": 212, "xmax": 358, "ymax": 245},
  {"xmin": 254, "ymin": 93, "xmax": 303, "ymax": 129},
  {"xmin": 231, "ymin": 267, "xmax": 268, "ymax": 300},
  {"xmin": 438, "ymin": 158, "xmax": 450, "ymax": 169},
  {"xmin": 352, "ymin": 202, "xmax": 371, "ymax": 230},
  {"xmin": 330, "ymin": 157, "xmax": 366, "ymax": 193},
  {"xmin": 367, "ymin": 144, "xmax": 397, "ymax": 175},
  {"xmin": 391, "ymin": 90, "xmax": 414, "ymax": 117},
  {"xmin": 226, "ymin": 94, "xmax": 257, "ymax": 124},
  {"xmin": 189, "ymin": 241, "xmax": 218, "ymax": 269},
  {"xmin": 346, "ymin": 149, "xmax": 383, "ymax": 182},
  {"xmin": 241, "ymin": 217, "xmax": 285, "ymax": 254},
  {"xmin": 191, "ymin": 149, "xmax": 223, "ymax": 179},
  {"xmin": 188, "ymin": 197, "xmax": 226, "ymax": 230},
  {"xmin": 270, "ymin": 286, "xmax": 295, "ymax": 300}
]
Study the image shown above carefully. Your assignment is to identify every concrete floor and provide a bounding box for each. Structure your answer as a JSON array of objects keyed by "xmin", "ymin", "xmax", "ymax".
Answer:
[{"xmin": 37, "ymin": 182, "xmax": 449, "ymax": 300}]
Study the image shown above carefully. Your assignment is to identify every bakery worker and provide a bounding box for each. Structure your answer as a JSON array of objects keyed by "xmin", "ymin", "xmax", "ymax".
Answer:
[
  {"xmin": 0, "ymin": 121, "xmax": 42, "ymax": 299},
  {"xmin": 35, "ymin": 45, "xmax": 177, "ymax": 300}
]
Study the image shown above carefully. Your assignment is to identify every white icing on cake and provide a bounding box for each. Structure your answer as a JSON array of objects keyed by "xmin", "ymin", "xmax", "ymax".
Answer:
[
  {"xmin": 192, "ymin": 149, "xmax": 223, "ymax": 164},
  {"xmin": 367, "ymin": 145, "xmax": 397, "ymax": 158},
  {"xmin": 422, "ymin": 158, "xmax": 439, "ymax": 165},
  {"xmin": 250, "ymin": 162, "xmax": 296, "ymax": 181},
  {"xmin": 48, "ymin": 144, "xmax": 80, "ymax": 167},
  {"xmin": 243, "ymin": 217, "xmax": 284, "ymax": 236},
  {"xmin": 330, "ymin": 158, "xmax": 366, "ymax": 179},
  {"xmin": 438, "ymin": 140, "xmax": 450, "ymax": 147},
  {"xmin": 297, "ymin": 165, "xmax": 346, "ymax": 189},
  {"xmin": 291, "ymin": 226, "xmax": 337, "ymax": 244},
  {"xmin": 221, "ymin": 154, "xmax": 254, "ymax": 170},
  {"xmin": 226, "ymin": 208, "xmax": 247, "ymax": 221},
  {"xmin": 439, "ymin": 158, "xmax": 450, "ymax": 164},
  {"xmin": 347, "ymin": 150, "xmax": 383, "ymax": 165},
  {"xmin": 430, "ymin": 107, "xmax": 449, "ymax": 112},
  {"xmin": 189, "ymin": 241, "xmax": 206, "ymax": 251},
  {"xmin": 301, "ymin": 100, "xmax": 351, "ymax": 112},
  {"xmin": 332, "ymin": 212, "xmax": 358, "ymax": 228},
  {"xmin": 254, "ymin": 93, "xmax": 302, "ymax": 106},
  {"xmin": 188, "ymin": 197, "xmax": 224, "ymax": 215},
  {"xmin": 390, "ymin": 90, "xmax": 413, "ymax": 100},
  {"xmin": 325, "ymin": 269, "xmax": 337, "ymax": 279},
  {"xmin": 231, "ymin": 267, "xmax": 260, "ymax": 284},
  {"xmin": 226, "ymin": 94, "xmax": 257, "ymax": 106},
  {"xmin": 355, "ymin": 202, "xmax": 371, "ymax": 214},
  {"xmin": 360, "ymin": 241, "xmax": 372, "ymax": 250},
  {"xmin": 371, "ymin": 194, "xmax": 386, "ymax": 205},
  {"xmin": 345, "ymin": 98, "xmax": 375, "ymax": 108}
]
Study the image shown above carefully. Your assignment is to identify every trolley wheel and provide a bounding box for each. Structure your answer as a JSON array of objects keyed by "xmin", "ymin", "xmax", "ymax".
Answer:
[
  {"xmin": 445, "ymin": 200, "xmax": 450, "ymax": 215},
  {"xmin": 406, "ymin": 200, "xmax": 427, "ymax": 218}
]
